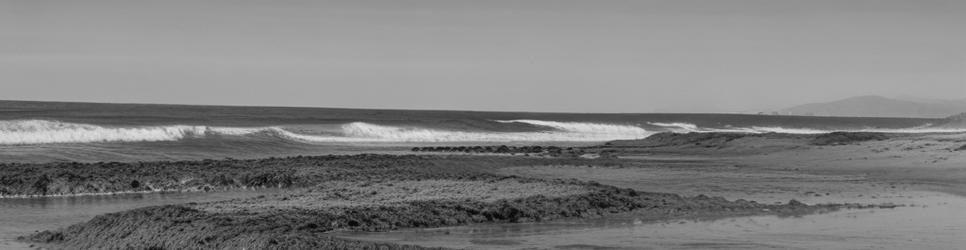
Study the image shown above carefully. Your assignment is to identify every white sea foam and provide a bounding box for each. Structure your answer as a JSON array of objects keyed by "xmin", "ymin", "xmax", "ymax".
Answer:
[
  {"xmin": 0, "ymin": 120, "xmax": 212, "ymax": 145},
  {"xmin": 862, "ymin": 127, "xmax": 966, "ymax": 133},
  {"xmin": 0, "ymin": 120, "xmax": 319, "ymax": 145},
  {"xmin": 501, "ymin": 119, "xmax": 653, "ymax": 137},
  {"xmin": 4, "ymin": 119, "xmax": 961, "ymax": 145},
  {"xmin": 647, "ymin": 122, "xmax": 966, "ymax": 134},
  {"xmin": 0, "ymin": 119, "xmax": 655, "ymax": 145},
  {"xmin": 648, "ymin": 122, "xmax": 702, "ymax": 133},
  {"xmin": 330, "ymin": 120, "xmax": 655, "ymax": 142},
  {"xmin": 648, "ymin": 122, "xmax": 759, "ymax": 133},
  {"xmin": 281, "ymin": 121, "xmax": 654, "ymax": 142}
]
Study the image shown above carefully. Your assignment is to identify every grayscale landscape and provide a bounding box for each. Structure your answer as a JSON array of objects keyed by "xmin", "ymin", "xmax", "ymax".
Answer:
[{"xmin": 2, "ymin": 1, "xmax": 964, "ymax": 249}]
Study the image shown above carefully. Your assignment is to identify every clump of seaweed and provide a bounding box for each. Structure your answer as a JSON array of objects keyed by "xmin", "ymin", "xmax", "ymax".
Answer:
[{"xmin": 810, "ymin": 132, "xmax": 889, "ymax": 146}]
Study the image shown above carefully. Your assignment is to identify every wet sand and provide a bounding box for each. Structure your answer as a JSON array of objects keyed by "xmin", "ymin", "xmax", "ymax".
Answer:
[
  {"xmin": 2, "ymin": 132, "xmax": 964, "ymax": 249},
  {"xmin": 337, "ymin": 191, "xmax": 966, "ymax": 249},
  {"xmin": 349, "ymin": 132, "xmax": 966, "ymax": 249},
  {"xmin": 0, "ymin": 190, "xmax": 282, "ymax": 250}
]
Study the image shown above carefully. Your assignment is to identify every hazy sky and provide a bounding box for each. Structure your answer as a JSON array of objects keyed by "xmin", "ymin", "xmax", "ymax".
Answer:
[{"xmin": 2, "ymin": 0, "xmax": 964, "ymax": 113}]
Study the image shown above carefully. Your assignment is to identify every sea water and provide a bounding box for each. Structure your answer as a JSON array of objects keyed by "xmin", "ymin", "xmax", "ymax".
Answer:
[{"xmin": 0, "ymin": 100, "xmax": 955, "ymax": 162}]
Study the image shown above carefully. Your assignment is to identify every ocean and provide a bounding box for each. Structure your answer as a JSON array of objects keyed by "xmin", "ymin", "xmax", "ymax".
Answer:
[{"xmin": 0, "ymin": 100, "xmax": 958, "ymax": 162}]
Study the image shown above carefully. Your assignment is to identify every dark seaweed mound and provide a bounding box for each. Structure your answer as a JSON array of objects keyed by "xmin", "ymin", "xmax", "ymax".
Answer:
[
  {"xmin": 810, "ymin": 132, "xmax": 889, "ymax": 146},
  {"xmin": 22, "ymin": 184, "xmax": 830, "ymax": 250},
  {"xmin": 412, "ymin": 145, "xmax": 584, "ymax": 156},
  {"xmin": 0, "ymin": 155, "xmax": 438, "ymax": 197},
  {"xmin": 8, "ymin": 153, "xmax": 849, "ymax": 250},
  {"xmin": 0, "ymin": 155, "xmax": 618, "ymax": 197},
  {"xmin": 625, "ymin": 132, "xmax": 755, "ymax": 147},
  {"xmin": 605, "ymin": 132, "xmax": 810, "ymax": 148}
]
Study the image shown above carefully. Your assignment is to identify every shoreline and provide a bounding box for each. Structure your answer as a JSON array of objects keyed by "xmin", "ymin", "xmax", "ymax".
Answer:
[
  {"xmin": 18, "ymin": 179, "xmax": 861, "ymax": 250},
  {"xmin": 3, "ymin": 131, "xmax": 965, "ymax": 249}
]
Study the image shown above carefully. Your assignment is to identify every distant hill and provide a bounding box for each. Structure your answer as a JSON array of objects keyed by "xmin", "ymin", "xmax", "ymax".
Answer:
[{"xmin": 780, "ymin": 96, "xmax": 966, "ymax": 118}]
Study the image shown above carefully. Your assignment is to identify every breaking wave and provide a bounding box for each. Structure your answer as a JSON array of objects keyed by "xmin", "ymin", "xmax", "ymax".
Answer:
[
  {"xmin": 278, "ymin": 120, "xmax": 654, "ymax": 142},
  {"xmin": 647, "ymin": 122, "xmax": 702, "ymax": 133},
  {"xmin": 5, "ymin": 119, "xmax": 962, "ymax": 146},
  {"xmin": 0, "ymin": 120, "xmax": 211, "ymax": 145},
  {"xmin": 648, "ymin": 122, "xmax": 966, "ymax": 134},
  {"xmin": 0, "ymin": 119, "xmax": 655, "ymax": 145}
]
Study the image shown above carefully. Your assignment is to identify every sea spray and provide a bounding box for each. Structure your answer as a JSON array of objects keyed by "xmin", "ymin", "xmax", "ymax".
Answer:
[
  {"xmin": 3, "ymin": 119, "xmax": 960, "ymax": 145},
  {"xmin": 0, "ymin": 119, "xmax": 656, "ymax": 144},
  {"xmin": 0, "ymin": 120, "xmax": 210, "ymax": 144},
  {"xmin": 332, "ymin": 121, "xmax": 655, "ymax": 142}
]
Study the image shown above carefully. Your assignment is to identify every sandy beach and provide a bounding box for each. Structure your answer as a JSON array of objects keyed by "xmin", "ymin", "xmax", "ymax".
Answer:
[
  {"xmin": 6, "ymin": 1, "xmax": 964, "ymax": 248},
  {"xmin": 3, "ymin": 132, "xmax": 962, "ymax": 249}
]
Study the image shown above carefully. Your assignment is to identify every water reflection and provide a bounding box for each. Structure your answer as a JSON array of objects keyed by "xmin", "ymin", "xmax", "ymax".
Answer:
[{"xmin": 336, "ymin": 192, "xmax": 966, "ymax": 250}]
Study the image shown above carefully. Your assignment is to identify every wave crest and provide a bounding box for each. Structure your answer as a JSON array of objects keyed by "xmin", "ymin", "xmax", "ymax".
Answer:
[
  {"xmin": 0, "ymin": 120, "xmax": 211, "ymax": 145},
  {"xmin": 0, "ymin": 119, "xmax": 655, "ymax": 145},
  {"xmin": 333, "ymin": 121, "xmax": 654, "ymax": 142}
]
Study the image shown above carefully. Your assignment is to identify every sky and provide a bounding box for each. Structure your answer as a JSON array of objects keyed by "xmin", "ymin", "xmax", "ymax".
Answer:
[{"xmin": 1, "ymin": 0, "xmax": 964, "ymax": 113}]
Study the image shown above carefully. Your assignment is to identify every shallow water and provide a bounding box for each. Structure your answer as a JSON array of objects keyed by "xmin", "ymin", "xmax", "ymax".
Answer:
[
  {"xmin": 0, "ymin": 190, "xmax": 279, "ymax": 249},
  {"xmin": 336, "ymin": 191, "xmax": 966, "ymax": 250}
]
